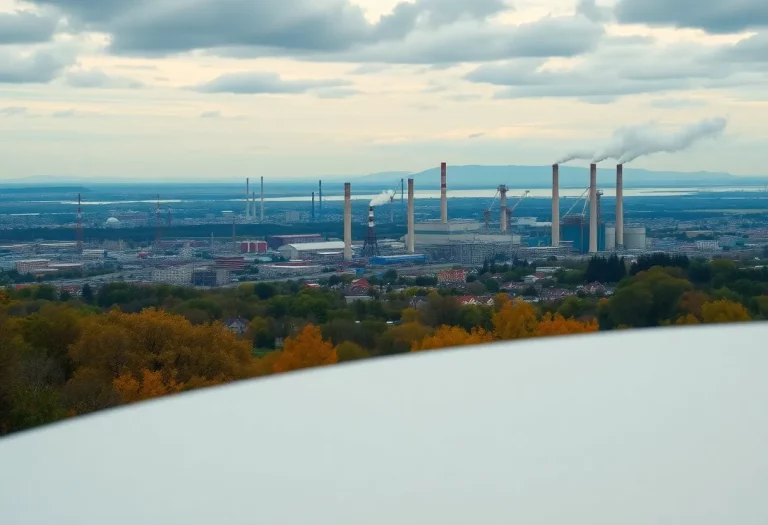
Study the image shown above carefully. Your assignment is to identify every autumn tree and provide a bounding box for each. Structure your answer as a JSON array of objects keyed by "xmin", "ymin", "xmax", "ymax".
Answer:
[
  {"xmin": 335, "ymin": 341, "xmax": 370, "ymax": 362},
  {"xmin": 493, "ymin": 297, "xmax": 538, "ymax": 340},
  {"xmin": 412, "ymin": 326, "xmax": 494, "ymax": 351},
  {"xmin": 701, "ymin": 300, "xmax": 751, "ymax": 324},
  {"xmin": 537, "ymin": 313, "xmax": 598, "ymax": 336},
  {"xmin": 675, "ymin": 314, "xmax": 700, "ymax": 325},
  {"xmin": 272, "ymin": 324, "xmax": 337, "ymax": 374},
  {"xmin": 113, "ymin": 369, "xmax": 182, "ymax": 404}
]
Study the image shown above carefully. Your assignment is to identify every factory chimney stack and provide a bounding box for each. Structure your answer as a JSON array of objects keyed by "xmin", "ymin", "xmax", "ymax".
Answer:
[
  {"xmin": 343, "ymin": 183, "xmax": 352, "ymax": 261},
  {"xmin": 440, "ymin": 162, "xmax": 448, "ymax": 224},
  {"xmin": 260, "ymin": 176, "xmax": 264, "ymax": 223},
  {"xmin": 362, "ymin": 206, "xmax": 379, "ymax": 257},
  {"xmin": 319, "ymin": 180, "xmax": 323, "ymax": 222},
  {"xmin": 616, "ymin": 164, "xmax": 624, "ymax": 249},
  {"xmin": 499, "ymin": 185, "xmax": 509, "ymax": 233},
  {"xmin": 552, "ymin": 164, "xmax": 560, "ymax": 247},
  {"xmin": 311, "ymin": 192, "xmax": 316, "ymax": 222},
  {"xmin": 589, "ymin": 164, "xmax": 598, "ymax": 254},
  {"xmin": 407, "ymin": 178, "xmax": 415, "ymax": 254},
  {"xmin": 245, "ymin": 178, "xmax": 250, "ymax": 219}
]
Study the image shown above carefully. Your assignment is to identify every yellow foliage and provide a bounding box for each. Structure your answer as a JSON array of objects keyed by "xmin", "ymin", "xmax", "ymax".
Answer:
[
  {"xmin": 412, "ymin": 326, "xmax": 494, "ymax": 352},
  {"xmin": 675, "ymin": 314, "xmax": 700, "ymax": 325},
  {"xmin": 400, "ymin": 308, "xmax": 421, "ymax": 323},
  {"xmin": 537, "ymin": 313, "xmax": 598, "ymax": 336},
  {"xmin": 493, "ymin": 298, "xmax": 538, "ymax": 340},
  {"xmin": 701, "ymin": 300, "xmax": 751, "ymax": 324},
  {"xmin": 272, "ymin": 324, "xmax": 337, "ymax": 374},
  {"xmin": 113, "ymin": 369, "xmax": 182, "ymax": 404}
]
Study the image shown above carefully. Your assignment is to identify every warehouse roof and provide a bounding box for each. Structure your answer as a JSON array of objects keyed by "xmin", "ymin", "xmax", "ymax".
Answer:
[{"xmin": 280, "ymin": 242, "xmax": 346, "ymax": 251}]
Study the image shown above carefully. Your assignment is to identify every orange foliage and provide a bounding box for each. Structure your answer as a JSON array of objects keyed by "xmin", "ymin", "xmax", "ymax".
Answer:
[
  {"xmin": 272, "ymin": 324, "xmax": 337, "ymax": 374},
  {"xmin": 113, "ymin": 369, "xmax": 182, "ymax": 404},
  {"xmin": 537, "ymin": 313, "xmax": 598, "ymax": 336},
  {"xmin": 493, "ymin": 298, "xmax": 538, "ymax": 340},
  {"xmin": 701, "ymin": 300, "xmax": 751, "ymax": 324},
  {"xmin": 675, "ymin": 314, "xmax": 700, "ymax": 325},
  {"xmin": 412, "ymin": 326, "xmax": 494, "ymax": 352}
]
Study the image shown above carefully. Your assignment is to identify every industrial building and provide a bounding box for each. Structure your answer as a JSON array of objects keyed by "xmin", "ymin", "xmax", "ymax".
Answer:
[
  {"xmin": 268, "ymin": 234, "xmax": 324, "ymax": 250},
  {"xmin": 278, "ymin": 241, "xmax": 346, "ymax": 261},
  {"xmin": 240, "ymin": 241, "xmax": 267, "ymax": 254},
  {"xmin": 369, "ymin": 254, "xmax": 427, "ymax": 266}
]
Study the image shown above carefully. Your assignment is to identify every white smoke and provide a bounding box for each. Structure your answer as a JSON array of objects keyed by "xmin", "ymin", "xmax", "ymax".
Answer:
[
  {"xmin": 592, "ymin": 117, "xmax": 727, "ymax": 164},
  {"xmin": 370, "ymin": 190, "xmax": 394, "ymax": 207},
  {"xmin": 555, "ymin": 149, "xmax": 596, "ymax": 164}
]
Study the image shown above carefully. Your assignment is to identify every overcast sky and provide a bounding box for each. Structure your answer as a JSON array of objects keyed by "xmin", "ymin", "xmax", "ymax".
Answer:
[{"xmin": 1, "ymin": 0, "xmax": 767, "ymax": 181}]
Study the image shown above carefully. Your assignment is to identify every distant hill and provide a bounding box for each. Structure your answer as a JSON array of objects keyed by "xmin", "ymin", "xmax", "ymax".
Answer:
[{"xmin": 354, "ymin": 165, "xmax": 768, "ymax": 189}]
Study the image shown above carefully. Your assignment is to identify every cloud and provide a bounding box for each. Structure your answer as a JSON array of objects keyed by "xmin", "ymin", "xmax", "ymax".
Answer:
[
  {"xmin": 468, "ymin": 132, "xmax": 485, "ymax": 139},
  {"xmin": 614, "ymin": 0, "xmax": 768, "ymax": 34},
  {"xmin": 31, "ymin": 0, "xmax": 511, "ymax": 56},
  {"xmin": 650, "ymin": 98, "xmax": 709, "ymax": 109},
  {"xmin": 465, "ymin": 35, "xmax": 768, "ymax": 101},
  {"xmin": 0, "ymin": 48, "xmax": 75, "ymax": 83},
  {"xmin": 447, "ymin": 93, "xmax": 483, "ymax": 102},
  {"xmin": 0, "ymin": 11, "xmax": 60, "ymax": 44},
  {"xmin": 190, "ymin": 72, "xmax": 350, "ymax": 95},
  {"xmin": 576, "ymin": 0, "xmax": 612, "ymax": 23},
  {"xmin": 350, "ymin": 64, "xmax": 390, "ymax": 75},
  {"xmin": 314, "ymin": 87, "xmax": 361, "ymax": 99},
  {"xmin": 64, "ymin": 68, "xmax": 144, "ymax": 88},
  {"xmin": 0, "ymin": 106, "xmax": 28, "ymax": 116},
  {"xmin": 200, "ymin": 111, "xmax": 222, "ymax": 118}
]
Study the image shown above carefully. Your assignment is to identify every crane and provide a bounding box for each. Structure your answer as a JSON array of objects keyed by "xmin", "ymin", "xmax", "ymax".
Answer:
[
  {"xmin": 506, "ymin": 190, "xmax": 530, "ymax": 221},
  {"xmin": 484, "ymin": 188, "xmax": 529, "ymax": 230}
]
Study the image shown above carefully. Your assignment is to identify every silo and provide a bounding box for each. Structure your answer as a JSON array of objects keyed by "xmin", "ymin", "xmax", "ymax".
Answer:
[
  {"xmin": 605, "ymin": 227, "xmax": 616, "ymax": 251},
  {"xmin": 624, "ymin": 227, "xmax": 647, "ymax": 250}
]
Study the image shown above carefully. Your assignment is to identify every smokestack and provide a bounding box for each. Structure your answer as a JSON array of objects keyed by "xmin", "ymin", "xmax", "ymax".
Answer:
[
  {"xmin": 363, "ymin": 206, "xmax": 379, "ymax": 257},
  {"xmin": 407, "ymin": 178, "xmax": 415, "ymax": 253},
  {"xmin": 260, "ymin": 176, "xmax": 264, "ymax": 223},
  {"xmin": 499, "ymin": 185, "xmax": 508, "ymax": 233},
  {"xmin": 252, "ymin": 192, "xmax": 256, "ymax": 220},
  {"xmin": 246, "ymin": 178, "xmax": 250, "ymax": 219},
  {"xmin": 552, "ymin": 164, "xmax": 560, "ymax": 247},
  {"xmin": 311, "ymin": 192, "xmax": 316, "ymax": 221},
  {"xmin": 589, "ymin": 164, "xmax": 598, "ymax": 254},
  {"xmin": 319, "ymin": 180, "xmax": 323, "ymax": 222},
  {"xmin": 440, "ymin": 162, "xmax": 448, "ymax": 224},
  {"xmin": 616, "ymin": 164, "xmax": 624, "ymax": 249},
  {"xmin": 343, "ymin": 183, "xmax": 352, "ymax": 261}
]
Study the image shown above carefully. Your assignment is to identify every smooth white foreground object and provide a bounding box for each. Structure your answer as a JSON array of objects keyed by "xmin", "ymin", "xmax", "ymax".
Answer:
[{"xmin": 2, "ymin": 325, "xmax": 768, "ymax": 525}]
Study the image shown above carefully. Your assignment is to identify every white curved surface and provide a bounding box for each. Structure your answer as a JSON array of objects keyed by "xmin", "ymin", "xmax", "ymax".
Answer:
[{"xmin": 2, "ymin": 325, "xmax": 768, "ymax": 524}]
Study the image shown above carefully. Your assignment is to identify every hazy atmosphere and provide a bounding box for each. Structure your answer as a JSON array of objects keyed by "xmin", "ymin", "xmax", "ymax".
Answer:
[{"xmin": 1, "ymin": 0, "xmax": 768, "ymax": 180}]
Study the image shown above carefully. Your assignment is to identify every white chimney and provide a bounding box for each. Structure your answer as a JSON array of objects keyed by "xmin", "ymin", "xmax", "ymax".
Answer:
[
  {"xmin": 260, "ymin": 176, "xmax": 265, "ymax": 223},
  {"xmin": 499, "ymin": 185, "xmax": 508, "ymax": 233},
  {"xmin": 344, "ymin": 183, "xmax": 352, "ymax": 261},
  {"xmin": 616, "ymin": 164, "xmax": 624, "ymax": 249},
  {"xmin": 407, "ymin": 178, "xmax": 415, "ymax": 253},
  {"xmin": 245, "ymin": 178, "xmax": 250, "ymax": 219},
  {"xmin": 552, "ymin": 164, "xmax": 560, "ymax": 247},
  {"xmin": 589, "ymin": 163, "xmax": 598, "ymax": 254},
  {"xmin": 440, "ymin": 162, "xmax": 448, "ymax": 224}
]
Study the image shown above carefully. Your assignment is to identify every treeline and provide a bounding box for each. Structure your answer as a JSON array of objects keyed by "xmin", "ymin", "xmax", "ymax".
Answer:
[{"xmin": 1, "ymin": 253, "xmax": 766, "ymax": 435}]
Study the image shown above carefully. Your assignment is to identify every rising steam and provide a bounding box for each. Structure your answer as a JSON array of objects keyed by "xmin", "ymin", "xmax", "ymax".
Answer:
[
  {"xmin": 556, "ymin": 117, "xmax": 728, "ymax": 165},
  {"xmin": 593, "ymin": 117, "xmax": 727, "ymax": 164},
  {"xmin": 370, "ymin": 190, "xmax": 394, "ymax": 207}
]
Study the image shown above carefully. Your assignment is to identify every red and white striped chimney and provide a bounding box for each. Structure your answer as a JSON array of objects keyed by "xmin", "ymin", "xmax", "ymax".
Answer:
[
  {"xmin": 440, "ymin": 162, "xmax": 448, "ymax": 224},
  {"xmin": 344, "ymin": 183, "xmax": 352, "ymax": 261},
  {"xmin": 552, "ymin": 164, "xmax": 560, "ymax": 247},
  {"xmin": 616, "ymin": 164, "xmax": 624, "ymax": 249}
]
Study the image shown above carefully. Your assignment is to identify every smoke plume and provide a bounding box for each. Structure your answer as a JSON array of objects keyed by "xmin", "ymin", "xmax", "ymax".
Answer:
[
  {"xmin": 592, "ymin": 117, "xmax": 727, "ymax": 164},
  {"xmin": 555, "ymin": 150, "xmax": 596, "ymax": 164},
  {"xmin": 370, "ymin": 190, "xmax": 394, "ymax": 207}
]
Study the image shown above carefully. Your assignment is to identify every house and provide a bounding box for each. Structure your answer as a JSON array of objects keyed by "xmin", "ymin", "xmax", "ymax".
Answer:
[
  {"xmin": 456, "ymin": 296, "xmax": 495, "ymax": 307},
  {"xmin": 223, "ymin": 317, "xmax": 250, "ymax": 335},
  {"xmin": 523, "ymin": 275, "xmax": 541, "ymax": 285},
  {"xmin": 583, "ymin": 282, "xmax": 607, "ymax": 296},
  {"xmin": 348, "ymin": 279, "xmax": 372, "ymax": 295}
]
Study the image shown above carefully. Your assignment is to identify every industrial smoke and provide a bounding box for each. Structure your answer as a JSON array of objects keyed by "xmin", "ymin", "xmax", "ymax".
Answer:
[
  {"xmin": 593, "ymin": 117, "xmax": 727, "ymax": 164},
  {"xmin": 556, "ymin": 150, "xmax": 596, "ymax": 164},
  {"xmin": 370, "ymin": 190, "xmax": 394, "ymax": 207}
]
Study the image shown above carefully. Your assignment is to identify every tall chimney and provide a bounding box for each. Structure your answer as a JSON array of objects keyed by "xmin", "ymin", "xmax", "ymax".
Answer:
[
  {"xmin": 440, "ymin": 162, "xmax": 448, "ymax": 224},
  {"xmin": 407, "ymin": 178, "xmax": 415, "ymax": 253},
  {"xmin": 252, "ymin": 192, "xmax": 256, "ymax": 220},
  {"xmin": 363, "ymin": 206, "xmax": 379, "ymax": 257},
  {"xmin": 499, "ymin": 185, "xmax": 508, "ymax": 233},
  {"xmin": 616, "ymin": 164, "xmax": 624, "ymax": 249},
  {"xmin": 311, "ymin": 192, "xmax": 316, "ymax": 222},
  {"xmin": 552, "ymin": 164, "xmax": 560, "ymax": 247},
  {"xmin": 260, "ymin": 176, "xmax": 265, "ymax": 223},
  {"xmin": 245, "ymin": 178, "xmax": 250, "ymax": 219},
  {"xmin": 319, "ymin": 180, "xmax": 323, "ymax": 222},
  {"xmin": 343, "ymin": 183, "xmax": 352, "ymax": 261},
  {"xmin": 589, "ymin": 163, "xmax": 598, "ymax": 254}
]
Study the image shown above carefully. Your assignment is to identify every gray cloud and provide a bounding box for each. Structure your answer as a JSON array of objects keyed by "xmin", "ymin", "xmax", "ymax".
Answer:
[
  {"xmin": 650, "ymin": 98, "xmax": 709, "ymax": 109},
  {"xmin": 468, "ymin": 132, "xmax": 485, "ymax": 139},
  {"xmin": 65, "ymin": 69, "xmax": 144, "ymax": 88},
  {"xmin": 350, "ymin": 64, "xmax": 390, "ymax": 75},
  {"xmin": 0, "ymin": 106, "xmax": 28, "ymax": 116},
  {"xmin": 200, "ymin": 111, "xmax": 221, "ymax": 118},
  {"xmin": 31, "ymin": 0, "xmax": 510, "ymax": 56},
  {"xmin": 314, "ymin": 87, "xmax": 361, "ymax": 99},
  {"xmin": 466, "ymin": 35, "xmax": 768, "ymax": 101},
  {"xmin": 0, "ymin": 48, "xmax": 75, "ymax": 83},
  {"xmin": 0, "ymin": 11, "xmax": 60, "ymax": 44},
  {"xmin": 576, "ymin": 0, "xmax": 612, "ymax": 23},
  {"xmin": 614, "ymin": 0, "xmax": 768, "ymax": 33},
  {"xmin": 191, "ymin": 72, "xmax": 350, "ymax": 95}
]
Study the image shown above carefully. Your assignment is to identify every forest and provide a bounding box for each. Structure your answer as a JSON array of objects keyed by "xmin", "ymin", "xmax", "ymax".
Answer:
[{"xmin": 1, "ymin": 254, "xmax": 765, "ymax": 435}]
